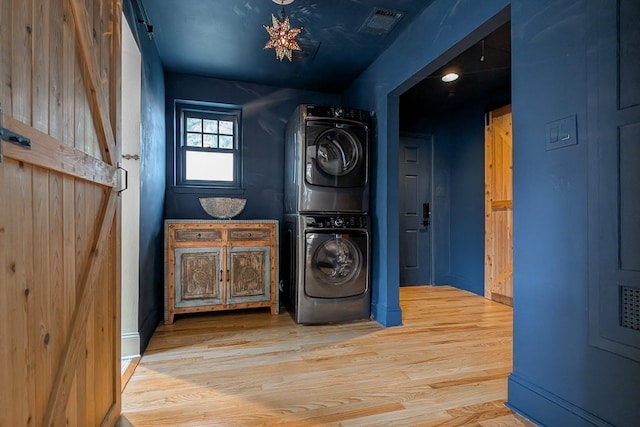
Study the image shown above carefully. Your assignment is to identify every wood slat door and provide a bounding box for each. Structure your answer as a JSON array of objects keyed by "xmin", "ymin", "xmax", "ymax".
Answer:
[
  {"xmin": 0, "ymin": 0, "xmax": 122, "ymax": 426},
  {"xmin": 484, "ymin": 105, "xmax": 513, "ymax": 306}
]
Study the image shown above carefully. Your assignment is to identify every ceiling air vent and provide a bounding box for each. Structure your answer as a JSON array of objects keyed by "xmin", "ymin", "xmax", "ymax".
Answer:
[
  {"xmin": 292, "ymin": 39, "xmax": 321, "ymax": 63},
  {"xmin": 359, "ymin": 8, "xmax": 404, "ymax": 35}
]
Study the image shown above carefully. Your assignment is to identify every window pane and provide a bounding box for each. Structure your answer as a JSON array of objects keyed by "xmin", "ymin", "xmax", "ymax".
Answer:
[
  {"xmin": 219, "ymin": 135, "xmax": 233, "ymax": 149},
  {"xmin": 178, "ymin": 102, "xmax": 241, "ymax": 188},
  {"xmin": 187, "ymin": 118, "xmax": 201, "ymax": 132},
  {"xmin": 186, "ymin": 133, "xmax": 202, "ymax": 147},
  {"xmin": 203, "ymin": 134, "xmax": 218, "ymax": 148},
  {"xmin": 203, "ymin": 119, "xmax": 218, "ymax": 133},
  {"xmin": 185, "ymin": 151, "xmax": 234, "ymax": 181},
  {"xmin": 219, "ymin": 120, "xmax": 234, "ymax": 135}
]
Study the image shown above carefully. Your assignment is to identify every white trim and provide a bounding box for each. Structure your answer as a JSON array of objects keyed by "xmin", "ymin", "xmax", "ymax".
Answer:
[
  {"xmin": 121, "ymin": 332, "xmax": 141, "ymax": 359},
  {"xmin": 121, "ymin": 12, "xmax": 142, "ymax": 360}
]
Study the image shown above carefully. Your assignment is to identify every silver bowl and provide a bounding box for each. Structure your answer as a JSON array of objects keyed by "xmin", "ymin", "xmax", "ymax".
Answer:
[{"xmin": 199, "ymin": 197, "xmax": 247, "ymax": 219}]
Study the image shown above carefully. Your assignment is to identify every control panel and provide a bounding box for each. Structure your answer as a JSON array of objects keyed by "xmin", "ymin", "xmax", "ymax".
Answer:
[
  {"xmin": 304, "ymin": 215, "xmax": 368, "ymax": 229},
  {"xmin": 306, "ymin": 105, "xmax": 370, "ymax": 122}
]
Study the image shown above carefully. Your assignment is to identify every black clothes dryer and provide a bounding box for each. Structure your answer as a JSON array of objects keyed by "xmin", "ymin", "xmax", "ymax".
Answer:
[{"xmin": 284, "ymin": 104, "xmax": 371, "ymax": 214}]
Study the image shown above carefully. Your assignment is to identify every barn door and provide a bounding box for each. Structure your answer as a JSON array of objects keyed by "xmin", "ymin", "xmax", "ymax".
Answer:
[
  {"xmin": 0, "ymin": 0, "xmax": 122, "ymax": 426},
  {"xmin": 484, "ymin": 105, "xmax": 513, "ymax": 306}
]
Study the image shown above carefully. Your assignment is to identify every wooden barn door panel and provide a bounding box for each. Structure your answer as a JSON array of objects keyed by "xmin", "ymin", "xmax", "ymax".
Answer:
[
  {"xmin": 0, "ymin": 159, "xmax": 33, "ymax": 426},
  {"xmin": 0, "ymin": 0, "xmax": 122, "ymax": 425},
  {"xmin": 485, "ymin": 105, "xmax": 513, "ymax": 305}
]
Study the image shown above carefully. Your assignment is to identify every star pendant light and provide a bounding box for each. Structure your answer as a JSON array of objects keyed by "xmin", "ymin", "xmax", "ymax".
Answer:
[{"xmin": 264, "ymin": 0, "xmax": 303, "ymax": 62}]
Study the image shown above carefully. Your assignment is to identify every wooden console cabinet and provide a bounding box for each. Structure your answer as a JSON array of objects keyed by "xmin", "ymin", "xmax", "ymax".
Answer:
[{"xmin": 164, "ymin": 220, "xmax": 279, "ymax": 324}]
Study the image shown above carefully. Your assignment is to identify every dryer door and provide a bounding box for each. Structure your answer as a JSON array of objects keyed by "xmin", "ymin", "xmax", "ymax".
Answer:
[
  {"xmin": 304, "ymin": 232, "xmax": 368, "ymax": 298},
  {"xmin": 305, "ymin": 121, "xmax": 367, "ymax": 188}
]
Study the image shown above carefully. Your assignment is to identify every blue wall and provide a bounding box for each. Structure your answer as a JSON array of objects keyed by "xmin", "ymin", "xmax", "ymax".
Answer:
[
  {"xmin": 345, "ymin": 0, "xmax": 639, "ymax": 425},
  {"xmin": 123, "ymin": 1, "xmax": 167, "ymax": 353},
  {"xmin": 344, "ymin": 0, "xmax": 511, "ymax": 327},
  {"xmin": 401, "ymin": 104, "xmax": 488, "ymax": 297},
  {"xmin": 163, "ymin": 73, "xmax": 340, "ymax": 223},
  {"xmin": 436, "ymin": 107, "xmax": 486, "ymax": 295},
  {"xmin": 509, "ymin": 1, "xmax": 638, "ymax": 425}
]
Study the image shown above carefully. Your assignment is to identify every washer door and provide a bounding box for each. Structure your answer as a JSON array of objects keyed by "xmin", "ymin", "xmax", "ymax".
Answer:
[
  {"xmin": 305, "ymin": 121, "xmax": 367, "ymax": 188},
  {"xmin": 305, "ymin": 232, "xmax": 368, "ymax": 298}
]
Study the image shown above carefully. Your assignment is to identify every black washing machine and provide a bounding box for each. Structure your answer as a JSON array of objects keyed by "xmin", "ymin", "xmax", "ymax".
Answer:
[
  {"xmin": 284, "ymin": 213, "xmax": 371, "ymax": 324},
  {"xmin": 284, "ymin": 104, "xmax": 371, "ymax": 214}
]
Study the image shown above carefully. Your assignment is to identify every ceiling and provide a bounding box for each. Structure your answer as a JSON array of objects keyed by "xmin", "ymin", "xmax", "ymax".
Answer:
[
  {"xmin": 133, "ymin": 1, "xmax": 511, "ymax": 115},
  {"xmin": 135, "ymin": 0, "xmax": 435, "ymax": 92},
  {"xmin": 400, "ymin": 22, "xmax": 512, "ymax": 126}
]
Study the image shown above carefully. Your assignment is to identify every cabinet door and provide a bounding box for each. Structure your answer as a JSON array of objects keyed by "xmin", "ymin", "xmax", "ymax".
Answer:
[
  {"xmin": 175, "ymin": 247, "xmax": 223, "ymax": 307},
  {"xmin": 227, "ymin": 246, "xmax": 271, "ymax": 304}
]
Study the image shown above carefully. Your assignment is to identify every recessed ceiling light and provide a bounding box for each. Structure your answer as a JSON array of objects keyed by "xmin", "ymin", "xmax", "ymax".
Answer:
[{"xmin": 441, "ymin": 72, "xmax": 460, "ymax": 83}]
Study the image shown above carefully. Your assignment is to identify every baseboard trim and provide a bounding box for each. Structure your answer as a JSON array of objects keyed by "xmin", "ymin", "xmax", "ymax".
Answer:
[
  {"xmin": 507, "ymin": 374, "xmax": 614, "ymax": 427},
  {"xmin": 121, "ymin": 356, "xmax": 140, "ymax": 392},
  {"xmin": 121, "ymin": 332, "xmax": 141, "ymax": 359},
  {"xmin": 371, "ymin": 302, "xmax": 402, "ymax": 327}
]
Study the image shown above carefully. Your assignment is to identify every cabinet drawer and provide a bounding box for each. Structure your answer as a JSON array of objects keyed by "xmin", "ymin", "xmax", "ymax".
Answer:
[
  {"xmin": 228, "ymin": 228, "xmax": 271, "ymax": 241},
  {"xmin": 174, "ymin": 228, "xmax": 222, "ymax": 242}
]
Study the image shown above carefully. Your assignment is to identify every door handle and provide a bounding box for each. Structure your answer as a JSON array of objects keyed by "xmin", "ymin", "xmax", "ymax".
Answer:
[
  {"xmin": 422, "ymin": 202, "xmax": 431, "ymax": 227},
  {"xmin": 117, "ymin": 163, "xmax": 128, "ymax": 194}
]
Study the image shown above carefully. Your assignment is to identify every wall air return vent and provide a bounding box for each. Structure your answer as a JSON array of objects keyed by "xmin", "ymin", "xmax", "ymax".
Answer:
[
  {"xmin": 359, "ymin": 8, "xmax": 404, "ymax": 35},
  {"xmin": 621, "ymin": 285, "xmax": 640, "ymax": 331}
]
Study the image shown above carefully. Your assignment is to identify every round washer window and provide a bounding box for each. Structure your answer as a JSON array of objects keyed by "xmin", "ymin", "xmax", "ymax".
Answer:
[
  {"xmin": 315, "ymin": 128, "xmax": 361, "ymax": 176},
  {"xmin": 312, "ymin": 237, "xmax": 362, "ymax": 285}
]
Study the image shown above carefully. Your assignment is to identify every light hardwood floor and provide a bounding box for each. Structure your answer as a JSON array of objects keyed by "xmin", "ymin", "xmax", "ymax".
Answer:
[{"xmin": 119, "ymin": 286, "xmax": 536, "ymax": 426}]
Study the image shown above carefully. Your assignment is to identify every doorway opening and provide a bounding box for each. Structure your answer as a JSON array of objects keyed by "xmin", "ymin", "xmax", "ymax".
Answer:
[
  {"xmin": 398, "ymin": 134, "xmax": 434, "ymax": 287},
  {"xmin": 397, "ymin": 20, "xmax": 512, "ymax": 298},
  {"xmin": 121, "ymin": 13, "xmax": 142, "ymax": 374}
]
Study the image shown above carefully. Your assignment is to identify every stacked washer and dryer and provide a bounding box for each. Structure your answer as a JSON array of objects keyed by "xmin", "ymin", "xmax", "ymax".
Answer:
[{"xmin": 284, "ymin": 104, "xmax": 371, "ymax": 324}]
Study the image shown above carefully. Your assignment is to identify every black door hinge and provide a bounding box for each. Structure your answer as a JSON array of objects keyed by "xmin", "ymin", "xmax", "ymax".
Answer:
[{"xmin": 0, "ymin": 104, "xmax": 32, "ymax": 163}]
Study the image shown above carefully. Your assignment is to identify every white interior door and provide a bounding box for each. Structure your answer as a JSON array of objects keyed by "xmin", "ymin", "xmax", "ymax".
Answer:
[{"xmin": 121, "ymin": 16, "xmax": 142, "ymax": 359}]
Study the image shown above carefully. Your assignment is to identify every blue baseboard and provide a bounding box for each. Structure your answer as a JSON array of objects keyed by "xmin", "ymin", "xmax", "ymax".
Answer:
[
  {"xmin": 507, "ymin": 374, "xmax": 614, "ymax": 427},
  {"xmin": 371, "ymin": 302, "xmax": 402, "ymax": 327}
]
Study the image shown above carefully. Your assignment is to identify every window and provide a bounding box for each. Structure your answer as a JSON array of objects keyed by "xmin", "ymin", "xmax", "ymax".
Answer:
[{"xmin": 175, "ymin": 102, "xmax": 242, "ymax": 188}]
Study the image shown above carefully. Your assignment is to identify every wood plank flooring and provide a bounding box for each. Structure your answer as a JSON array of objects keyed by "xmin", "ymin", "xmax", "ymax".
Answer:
[{"xmin": 119, "ymin": 286, "xmax": 537, "ymax": 426}]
